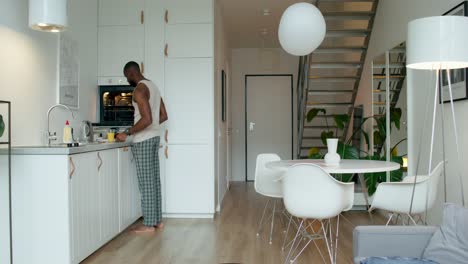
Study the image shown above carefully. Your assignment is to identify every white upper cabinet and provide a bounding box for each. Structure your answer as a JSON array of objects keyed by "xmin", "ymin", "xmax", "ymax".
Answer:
[
  {"xmin": 165, "ymin": 24, "xmax": 213, "ymax": 58},
  {"xmin": 98, "ymin": 26, "xmax": 145, "ymax": 77},
  {"xmin": 99, "ymin": 0, "xmax": 144, "ymax": 26},
  {"xmin": 165, "ymin": 58, "xmax": 213, "ymax": 144},
  {"xmin": 166, "ymin": 0, "xmax": 213, "ymax": 24}
]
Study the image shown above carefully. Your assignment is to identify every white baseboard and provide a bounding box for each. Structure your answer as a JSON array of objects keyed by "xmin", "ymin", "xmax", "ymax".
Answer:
[{"xmin": 163, "ymin": 213, "xmax": 214, "ymax": 219}]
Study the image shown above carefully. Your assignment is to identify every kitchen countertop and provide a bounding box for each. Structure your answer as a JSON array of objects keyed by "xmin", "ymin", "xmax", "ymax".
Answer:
[{"xmin": 7, "ymin": 141, "xmax": 132, "ymax": 155}]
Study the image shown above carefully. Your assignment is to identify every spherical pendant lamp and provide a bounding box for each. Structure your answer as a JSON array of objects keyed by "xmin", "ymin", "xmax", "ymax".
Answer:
[
  {"xmin": 278, "ymin": 3, "xmax": 326, "ymax": 56},
  {"xmin": 29, "ymin": 0, "xmax": 68, "ymax": 32}
]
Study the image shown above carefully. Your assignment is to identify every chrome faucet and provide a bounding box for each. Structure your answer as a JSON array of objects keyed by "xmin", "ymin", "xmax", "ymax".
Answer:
[{"xmin": 47, "ymin": 104, "xmax": 75, "ymax": 145}]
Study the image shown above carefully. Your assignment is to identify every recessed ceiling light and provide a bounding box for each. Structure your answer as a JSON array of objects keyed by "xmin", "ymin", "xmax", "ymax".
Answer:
[{"xmin": 263, "ymin": 9, "xmax": 271, "ymax": 16}]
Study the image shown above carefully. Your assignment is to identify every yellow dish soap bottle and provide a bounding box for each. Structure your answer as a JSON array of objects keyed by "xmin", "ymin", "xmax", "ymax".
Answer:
[{"xmin": 63, "ymin": 120, "xmax": 73, "ymax": 144}]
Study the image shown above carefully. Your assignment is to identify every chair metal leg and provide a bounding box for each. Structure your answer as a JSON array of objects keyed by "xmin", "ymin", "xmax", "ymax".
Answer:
[
  {"xmin": 321, "ymin": 220, "xmax": 334, "ymax": 264},
  {"xmin": 289, "ymin": 238, "xmax": 313, "ymax": 263},
  {"xmin": 282, "ymin": 214, "xmax": 293, "ymax": 251},
  {"xmin": 284, "ymin": 220, "xmax": 304, "ymax": 264},
  {"xmin": 257, "ymin": 199, "xmax": 270, "ymax": 236},
  {"xmin": 407, "ymin": 214, "xmax": 418, "ymax": 226},
  {"xmin": 333, "ymin": 215, "xmax": 340, "ymax": 264},
  {"xmin": 385, "ymin": 213, "xmax": 394, "ymax": 226},
  {"xmin": 269, "ymin": 200, "xmax": 276, "ymax": 244}
]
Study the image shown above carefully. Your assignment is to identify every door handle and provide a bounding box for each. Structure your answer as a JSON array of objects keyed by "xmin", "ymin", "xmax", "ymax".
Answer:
[
  {"xmin": 164, "ymin": 44, "xmax": 168, "ymax": 57},
  {"xmin": 69, "ymin": 157, "xmax": 75, "ymax": 179},
  {"xmin": 164, "ymin": 129, "xmax": 168, "ymax": 143},
  {"xmin": 97, "ymin": 152, "xmax": 103, "ymax": 172},
  {"xmin": 164, "ymin": 10, "xmax": 169, "ymax": 23},
  {"xmin": 164, "ymin": 146, "xmax": 168, "ymax": 159},
  {"xmin": 249, "ymin": 122, "xmax": 256, "ymax": 132}
]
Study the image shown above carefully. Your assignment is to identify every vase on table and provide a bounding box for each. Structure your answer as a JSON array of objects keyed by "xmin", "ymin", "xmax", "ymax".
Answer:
[{"xmin": 324, "ymin": 138, "xmax": 341, "ymax": 165}]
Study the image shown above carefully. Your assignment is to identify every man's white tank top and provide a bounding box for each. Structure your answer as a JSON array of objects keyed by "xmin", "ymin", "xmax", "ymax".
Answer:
[{"xmin": 132, "ymin": 79, "xmax": 161, "ymax": 143}]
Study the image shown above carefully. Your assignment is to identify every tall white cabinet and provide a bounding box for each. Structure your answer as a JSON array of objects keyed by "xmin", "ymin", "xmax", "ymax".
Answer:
[
  {"xmin": 98, "ymin": 0, "xmax": 215, "ymax": 217},
  {"xmin": 163, "ymin": 0, "xmax": 215, "ymax": 217}
]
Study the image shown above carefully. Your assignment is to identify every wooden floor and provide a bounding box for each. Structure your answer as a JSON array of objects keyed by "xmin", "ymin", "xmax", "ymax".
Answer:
[{"xmin": 83, "ymin": 182, "xmax": 384, "ymax": 264}]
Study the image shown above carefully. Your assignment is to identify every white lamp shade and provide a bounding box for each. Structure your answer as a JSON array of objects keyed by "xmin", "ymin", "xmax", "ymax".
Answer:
[
  {"xmin": 407, "ymin": 16, "xmax": 468, "ymax": 70},
  {"xmin": 29, "ymin": 0, "xmax": 67, "ymax": 32},
  {"xmin": 278, "ymin": 3, "xmax": 326, "ymax": 56}
]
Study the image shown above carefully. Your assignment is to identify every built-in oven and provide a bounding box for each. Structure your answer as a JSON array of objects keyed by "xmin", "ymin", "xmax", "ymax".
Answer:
[{"xmin": 98, "ymin": 85, "xmax": 134, "ymax": 126}]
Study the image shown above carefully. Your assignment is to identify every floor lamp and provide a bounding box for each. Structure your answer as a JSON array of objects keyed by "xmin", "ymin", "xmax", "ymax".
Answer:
[{"xmin": 406, "ymin": 16, "xmax": 467, "ymax": 218}]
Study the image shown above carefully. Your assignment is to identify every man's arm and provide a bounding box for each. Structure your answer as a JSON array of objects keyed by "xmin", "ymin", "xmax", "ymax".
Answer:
[
  {"xmin": 159, "ymin": 98, "xmax": 168, "ymax": 124},
  {"xmin": 128, "ymin": 83, "xmax": 152, "ymax": 135}
]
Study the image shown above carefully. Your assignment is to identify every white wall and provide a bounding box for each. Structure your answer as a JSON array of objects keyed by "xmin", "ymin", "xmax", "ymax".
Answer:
[
  {"xmin": 230, "ymin": 48, "xmax": 298, "ymax": 181},
  {"xmin": 214, "ymin": 1, "xmax": 230, "ymax": 211},
  {"xmin": 356, "ymin": 0, "xmax": 466, "ymax": 224},
  {"xmin": 0, "ymin": 0, "xmax": 98, "ymax": 146},
  {"xmin": 0, "ymin": 1, "xmax": 98, "ymax": 263}
]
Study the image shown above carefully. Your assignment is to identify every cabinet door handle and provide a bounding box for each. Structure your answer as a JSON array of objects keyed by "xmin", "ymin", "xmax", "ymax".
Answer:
[
  {"xmin": 141, "ymin": 62, "xmax": 145, "ymax": 73},
  {"xmin": 123, "ymin": 147, "xmax": 129, "ymax": 152},
  {"xmin": 140, "ymin": 10, "xmax": 144, "ymax": 24},
  {"xmin": 164, "ymin": 44, "xmax": 168, "ymax": 57},
  {"xmin": 164, "ymin": 10, "xmax": 169, "ymax": 23},
  {"xmin": 164, "ymin": 146, "xmax": 168, "ymax": 159},
  {"xmin": 69, "ymin": 157, "xmax": 75, "ymax": 179},
  {"xmin": 164, "ymin": 129, "xmax": 168, "ymax": 143},
  {"xmin": 97, "ymin": 152, "xmax": 103, "ymax": 171}
]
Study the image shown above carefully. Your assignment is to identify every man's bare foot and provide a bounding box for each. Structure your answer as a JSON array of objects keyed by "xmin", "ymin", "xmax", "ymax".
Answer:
[
  {"xmin": 155, "ymin": 222, "xmax": 164, "ymax": 229},
  {"xmin": 132, "ymin": 225, "xmax": 156, "ymax": 233}
]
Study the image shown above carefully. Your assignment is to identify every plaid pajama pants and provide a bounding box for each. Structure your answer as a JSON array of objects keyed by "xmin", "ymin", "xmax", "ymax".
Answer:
[{"xmin": 132, "ymin": 136, "xmax": 162, "ymax": 226}]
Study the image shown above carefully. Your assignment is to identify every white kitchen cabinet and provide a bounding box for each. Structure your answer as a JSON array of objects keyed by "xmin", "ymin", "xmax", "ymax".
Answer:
[
  {"xmin": 118, "ymin": 147, "xmax": 142, "ymax": 231},
  {"xmin": 98, "ymin": 26, "xmax": 145, "ymax": 77},
  {"xmin": 166, "ymin": 0, "xmax": 213, "ymax": 24},
  {"xmin": 165, "ymin": 24, "xmax": 213, "ymax": 58},
  {"xmin": 70, "ymin": 153, "xmax": 100, "ymax": 263},
  {"xmin": 144, "ymin": 0, "xmax": 166, "ymax": 90},
  {"xmin": 97, "ymin": 150, "xmax": 120, "ymax": 243},
  {"xmin": 165, "ymin": 58, "xmax": 213, "ymax": 144},
  {"xmin": 164, "ymin": 144, "xmax": 214, "ymax": 215},
  {"xmin": 99, "ymin": 0, "xmax": 144, "ymax": 26},
  {"xmin": 11, "ymin": 146, "xmax": 143, "ymax": 264}
]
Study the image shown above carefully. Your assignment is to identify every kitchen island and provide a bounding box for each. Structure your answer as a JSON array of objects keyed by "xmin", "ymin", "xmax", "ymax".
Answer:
[{"xmin": 8, "ymin": 142, "xmax": 141, "ymax": 264}]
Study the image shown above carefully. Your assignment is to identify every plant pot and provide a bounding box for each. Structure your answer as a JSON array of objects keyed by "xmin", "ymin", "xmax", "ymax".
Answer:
[{"xmin": 324, "ymin": 138, "xmax": 341, "ymax": 165}]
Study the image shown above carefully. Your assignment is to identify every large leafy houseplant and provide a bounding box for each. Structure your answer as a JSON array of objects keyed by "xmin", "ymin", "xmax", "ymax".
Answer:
[{"xmin": 306, "ymin": 107, "xmax": 406, "ymax": 196}]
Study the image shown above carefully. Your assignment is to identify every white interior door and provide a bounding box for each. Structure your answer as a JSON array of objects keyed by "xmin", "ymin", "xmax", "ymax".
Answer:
[{"xmin": 246, "ymin": 75, "xmax": 293, "ymax": 181}]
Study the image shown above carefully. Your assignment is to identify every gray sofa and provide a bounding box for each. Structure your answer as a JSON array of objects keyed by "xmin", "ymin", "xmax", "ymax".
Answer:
[{"xmin": 353, "ymin": 226, "xmax": 438, "ymax": 264}]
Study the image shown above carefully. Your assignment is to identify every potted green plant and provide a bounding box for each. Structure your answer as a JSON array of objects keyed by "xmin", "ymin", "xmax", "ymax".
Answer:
[{"xmin": 306, "ymin": 107, "xmax": 406, "ymax": 196}]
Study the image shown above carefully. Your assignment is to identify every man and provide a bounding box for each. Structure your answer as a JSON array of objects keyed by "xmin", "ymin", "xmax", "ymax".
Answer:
[{"xmin": 117, "ymin": 61, "xmax": 168, "ymax": 233}]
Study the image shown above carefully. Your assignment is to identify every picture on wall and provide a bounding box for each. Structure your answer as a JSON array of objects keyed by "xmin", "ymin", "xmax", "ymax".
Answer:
[
  {"xmin": 221, "ymin": 70, "xmax": 226, "ymax": 122},
  {"xmin": 440, "ymin": 1, "xmax": 468, "ymax": 103}
]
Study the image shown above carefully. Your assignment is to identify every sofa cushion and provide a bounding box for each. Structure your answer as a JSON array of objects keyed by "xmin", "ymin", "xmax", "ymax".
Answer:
[
  {"xmin": 423, "ymin": 203, "xmax": 468, "ymax": 264},
  {"xmin": 360, "ymin": 257, "xmax": 437, "ymax": 264}
]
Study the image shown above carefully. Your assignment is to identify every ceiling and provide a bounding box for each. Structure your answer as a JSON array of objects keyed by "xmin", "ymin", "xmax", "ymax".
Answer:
[
  {"xmin": 219, "ymin": 0, "xmax": 374, "ymax": 49},
  {"xmin": 219, "ymin": 0, "xmax": 303, "ymax": 49}
]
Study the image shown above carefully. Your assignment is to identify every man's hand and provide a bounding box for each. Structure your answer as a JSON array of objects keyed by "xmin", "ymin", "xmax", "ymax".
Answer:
[{"xmin": 116, "ymin": 133, "xmax": 128, "ymax": 142}]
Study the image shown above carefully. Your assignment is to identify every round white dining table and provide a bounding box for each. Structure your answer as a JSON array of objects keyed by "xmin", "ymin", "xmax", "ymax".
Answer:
[
  {"xmin": 266, "ymin": 159, "xmax": 400, "ymax": 209},
  {"xmin": 266, "ymin": 159, "xmax": 400, "ymax": 174}
]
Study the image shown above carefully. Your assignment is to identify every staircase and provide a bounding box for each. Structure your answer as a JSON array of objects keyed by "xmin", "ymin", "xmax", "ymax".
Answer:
[{"xmin": 297, "ymin": 0, "xmax": 379, "ymax": 158}]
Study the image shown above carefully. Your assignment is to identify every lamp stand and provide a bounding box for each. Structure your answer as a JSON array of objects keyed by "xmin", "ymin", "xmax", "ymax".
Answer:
[{"xmin": 409, "ymin": 68, "xmax": 466, "ymax": 224}]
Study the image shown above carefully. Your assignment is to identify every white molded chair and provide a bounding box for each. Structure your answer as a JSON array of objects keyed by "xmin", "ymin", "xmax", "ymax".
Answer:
[
  {"xmin": 282, "ymin": 164, "xmax": 354, "ymax": 264},
  {"xmin": 369, "ymin": 161, "xmax": 445, "ymax": 225},
  {"xmin": 254, "ymin": 153, "xmax": 283, "ymax": 244}
]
